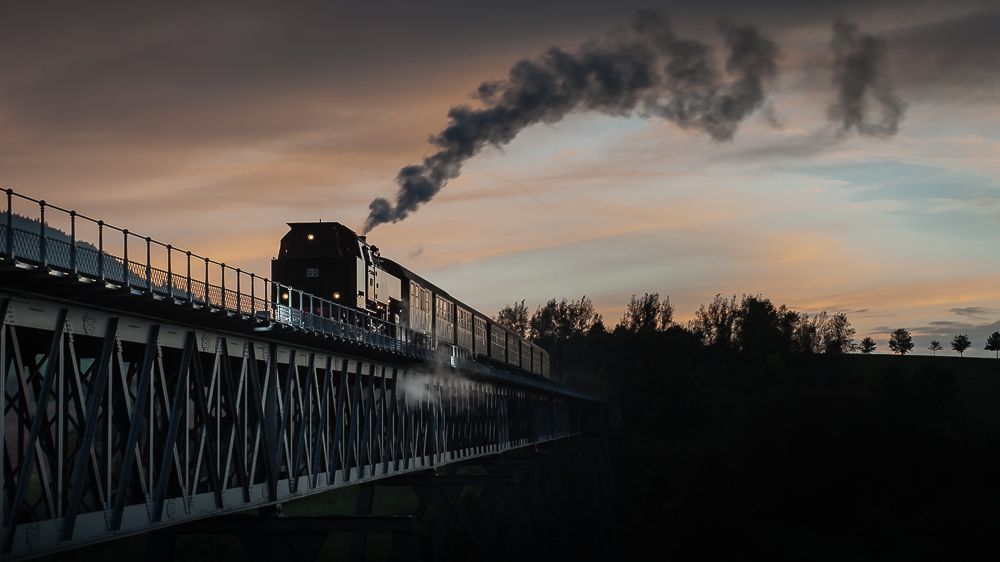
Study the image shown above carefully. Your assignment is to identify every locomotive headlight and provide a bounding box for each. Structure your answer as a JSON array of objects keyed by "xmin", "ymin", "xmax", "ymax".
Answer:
[
  {"xmin": 307, "ymin": 234, "xmax": 314, "ymax": 240},
  {"xmin": 333, "ymin": 292, "xmax": 340, "ymax": 299},
  {"xmin": 282, "ymin": 293, "xmax": 289, "ymax": 300}
]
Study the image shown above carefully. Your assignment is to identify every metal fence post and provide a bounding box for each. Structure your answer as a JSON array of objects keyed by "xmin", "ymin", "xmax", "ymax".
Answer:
[
  {"xmin": 96, "ymin": 221, "xmax": 104, "ymax": 280},
  {"xmin": 204, "ymin": 258, "xmax": 210, "ymax": 307},
  {"xmin": 221, "ymin": 263, "xmax": 226, "ymax": 312},
  {"xmin": 146, "ymin": 237, "xmax": 152, "ymax": 291},
  {"xmin": 236, "ymin": 268, "xmax": 241, "ymax": 316},
  {"xmin": 186, "ymin": 251, "xmax": 192, "ymax": 302},
  {"xmin": 70, "ymin": 211, "xmax": 77, "ymax": 275},
  {"xmin": 5, "ymin": 189, "xmax": 12, "ymax": 260},
  {"xmin": 250, "ymin": 273, "xmax": 255, "ymax": 317},
  {"xmin": 39, "ymin": 200, "xmax": 47, "ymax": 267},
  {"xmin": 122, "ymin": 229, "xmax": 129, "ymax": 286},
  {"xmin": 167, "ymin": 245, "xmax": 172, "ymax": 297}
]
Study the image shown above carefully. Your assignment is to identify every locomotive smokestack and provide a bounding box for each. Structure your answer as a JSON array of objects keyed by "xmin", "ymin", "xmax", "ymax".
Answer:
[{"xmin": 362, "ymin": 8, "xmax": 778, "ymax": 233}]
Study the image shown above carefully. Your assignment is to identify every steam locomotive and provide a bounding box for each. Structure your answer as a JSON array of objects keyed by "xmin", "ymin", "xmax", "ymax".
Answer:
[{"xmin": 271, "ymin": 222, "xmax": 550, "ymax": 378}]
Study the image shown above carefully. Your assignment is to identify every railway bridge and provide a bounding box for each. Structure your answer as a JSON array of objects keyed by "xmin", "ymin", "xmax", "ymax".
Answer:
[{"xmin": 0, "ymin": 191, "xmax": 616, "ymax": 561}]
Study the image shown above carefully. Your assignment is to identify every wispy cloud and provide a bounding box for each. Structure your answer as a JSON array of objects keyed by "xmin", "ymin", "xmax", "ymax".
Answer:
[{"xmin": 950, "ymin": 306, "xmax": 998, "ymax": 318}]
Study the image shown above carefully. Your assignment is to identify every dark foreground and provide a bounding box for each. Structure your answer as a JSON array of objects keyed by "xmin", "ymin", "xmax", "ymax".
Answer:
[
  {"xmin": 32, "ymin": 327, "xmax": 1000, "ymax": 561},
  {"xmin": 592, "ymin": 330, "xmax": 1000, "ymax": 560}
]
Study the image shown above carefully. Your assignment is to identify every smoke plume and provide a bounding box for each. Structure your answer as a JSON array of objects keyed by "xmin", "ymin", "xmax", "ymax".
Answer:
[
  {"xmin": 827, "ymin": 20, "xmax": 906, "ymax": 137},
  {"xmin": 363, "ymin": 9, "xmax": 777, "ymax": 233}
]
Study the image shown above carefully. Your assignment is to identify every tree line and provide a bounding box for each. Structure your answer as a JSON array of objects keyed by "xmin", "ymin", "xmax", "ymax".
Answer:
[
  {"xmin": 495, "ymin": 292, "xmax": 858, "ymax": 369},
  {"xmin": 872, "ymin": 328, "xmax": 1000, "ymax": 357},
  {"xmin": 497, "ymin": 294, "xmax": 1000, "ymax": 364}
]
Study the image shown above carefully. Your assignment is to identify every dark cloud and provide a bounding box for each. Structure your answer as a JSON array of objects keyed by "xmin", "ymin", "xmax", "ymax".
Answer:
[
  {"xmin": 0, "ymin": 0, "xmax": 995, "ymax": 223},
  {"xmin": 888, "ymin": 10, "xmax": 1000, "ymax": 95},
  {"xmin": 827, "ymin": 20, "xmax": 906, "ymax": 137},
  {"xmin": 363, "ymin": 9, "xmax": 779, "ymax": 232},
  {"xmin": 0, "ymin": 2, "xmax": 991, "ymax": 142},
  {"xmin": 928, "ymin": 320, "xmax": 972, "ymax": 328}
]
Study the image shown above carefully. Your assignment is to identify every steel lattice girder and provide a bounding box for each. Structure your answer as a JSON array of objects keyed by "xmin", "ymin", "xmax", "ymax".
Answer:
[{"xmin": 0, "ymin": 292, "xmax": 587, "ymax": 560}]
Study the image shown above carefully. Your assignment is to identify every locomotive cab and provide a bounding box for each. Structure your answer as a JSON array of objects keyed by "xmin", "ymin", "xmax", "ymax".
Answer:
[{"xmin": 271, "ymin": 222, "xmax": 401, "ymax": 322}]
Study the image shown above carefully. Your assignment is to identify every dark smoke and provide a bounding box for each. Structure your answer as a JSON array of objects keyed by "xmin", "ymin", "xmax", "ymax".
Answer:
[
  {"xmin": 828, "ymin": 20, "xmax": 906, "ymax": 137},
  {"xmin": 363, "ymin": 9, "xmax": 778, "ymax": 233}
]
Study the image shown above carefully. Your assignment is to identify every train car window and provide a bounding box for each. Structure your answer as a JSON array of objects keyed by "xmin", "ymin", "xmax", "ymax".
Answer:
[{"xmin": 474, "ymin": 317, "xmax": 488, "ymax": 355}]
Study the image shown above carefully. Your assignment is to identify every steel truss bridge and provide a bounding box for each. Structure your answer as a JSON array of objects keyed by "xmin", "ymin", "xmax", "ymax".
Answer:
[{"xmin": 0, "ymin": 190, "xmax": 615, "ymax": 561}]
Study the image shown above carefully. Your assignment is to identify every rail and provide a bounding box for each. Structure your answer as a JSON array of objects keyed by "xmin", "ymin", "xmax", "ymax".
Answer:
[{"xmin": 0, "ymin": 189, "xmax": 430, "ymax": 358}]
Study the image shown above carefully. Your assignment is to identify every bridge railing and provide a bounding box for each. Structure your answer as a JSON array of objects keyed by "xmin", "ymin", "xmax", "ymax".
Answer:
[
  {"xmin": 0, "ymin": 189, "xmax": 431, "ymax": 358},
  {"xmin": 271, "ymin": 284, "xmax": 428, "ymax": 356}
]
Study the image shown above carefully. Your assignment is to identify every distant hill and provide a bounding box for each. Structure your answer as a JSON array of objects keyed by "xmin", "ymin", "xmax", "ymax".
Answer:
[{"xmin": 0, "ymin": 211, "xmax": 98, "ymax": 251}]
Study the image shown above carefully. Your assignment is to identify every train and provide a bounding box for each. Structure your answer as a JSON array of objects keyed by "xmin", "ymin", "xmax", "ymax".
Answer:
[{"xmin": 271, "ymin": 222, "xmax": 551, "ymax": 378}]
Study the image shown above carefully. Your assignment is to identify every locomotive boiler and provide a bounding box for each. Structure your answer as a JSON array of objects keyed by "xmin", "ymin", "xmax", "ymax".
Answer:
[{"xmin": 271, "ymin": 222, "xmax": 550, "ymax": 378}]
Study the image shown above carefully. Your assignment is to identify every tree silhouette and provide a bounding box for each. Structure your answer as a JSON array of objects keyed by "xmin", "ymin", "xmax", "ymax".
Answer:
[
  {"xmin": 888, "ymin": 328, "xmax": 914, "ymax": 355},
  {"xmin": 529, "ymin": 296, "xmax": 604, "ymax": 380},
  {"xmin": 986, "ymin": 331, "xmax": 1000, "ymax": 359},
  {"xmin": 822, "ymin": 312, "xmax": 857, "ymax": 353},
  {"xmin": 529, "ymin": 296, "xmax": 603, "ymax": 341},
  {"xmin": 859, "ymin": 336, "xmax": 876, "ymax": 354},
  {"xmin": 494, "ymin": 299, "xmax": 529, "ymax": 338},
  {"xmin": 689, "ymin": 294, "xmax": 738, "ymax": 349},
  {"xmin": 733, "ymin": 295, "xmax": 789, "ymax": 356},
  {"xmin": 793, "ymin": 311, "xmax": 832, "ymax": 354},
  {"xmin": 618, "ymin": 292, "xmax": 674, "ymax": 333},
  {"xmin": 951, "ymin": 334, "xmax": 972, "ymax": 357},
  {"xmin": 927, "ymin": 340, "xmax": 943, "ymax": 356}
]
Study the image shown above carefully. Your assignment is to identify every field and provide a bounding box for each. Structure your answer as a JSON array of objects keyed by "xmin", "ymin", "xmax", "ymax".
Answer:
[
  {"xmin": 609, "ymin": 348, "xmax": 1000, "ymax": 560},
  {"xmin": 843, "ymin": 354, "xmax": 1000, "ymax": 424}
]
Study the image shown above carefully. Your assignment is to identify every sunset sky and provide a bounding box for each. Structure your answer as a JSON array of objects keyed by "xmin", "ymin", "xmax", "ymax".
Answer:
[{"xmin": 2, "ymin": 1, "xmax": 998, "ymax": 354}]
